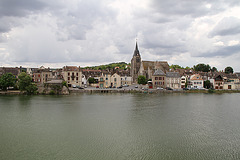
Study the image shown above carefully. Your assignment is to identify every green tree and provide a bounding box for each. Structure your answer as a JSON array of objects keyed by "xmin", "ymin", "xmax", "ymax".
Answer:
[
  {"xmin": 0, "ymin": 73, "xmax": 16, "ymax": 91},
  {"xmin": 62, "ymin": 81, "xmax": 68, "ymax": 87},
  {"xmin": 211, "ymin": 67, "xmax": 218, "ymax": 72},
  {"xmin": 138, "ymin": 75, "xmax": 147, "ymax": 85},
  {"xmin": 193, "ymin": 63, "xmax": 211, "ymax": 72},
  {"xmin": 204, "ymin": 80, "xmax": 211, "ymax": 89},
  {"xmin": 170, "ymin": 64, "xmax": 183, "ymax": 70},
  {"xmin": 18, "ymin": 72, "xmax": 37, "ymax": 94},
  {"xmin": 224, "ymin": 66, "xmax": 233, "ymax": 74},
  {"xmin": 88, "ymin": 77, "xmax": 97, "ymax": 84}
]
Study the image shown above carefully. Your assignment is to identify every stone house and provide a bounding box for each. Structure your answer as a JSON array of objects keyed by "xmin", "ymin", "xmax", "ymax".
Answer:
[
  {"xmin": 62, "ymin": 66, "xmax": 82, "ymax": 87},
  {"xmin": 152, "ymin": 69, "xmax": 166, "ymax": 88},
  {"xmin": 166, "ymin": 72, "xmax": 181, "ymax": 89}
]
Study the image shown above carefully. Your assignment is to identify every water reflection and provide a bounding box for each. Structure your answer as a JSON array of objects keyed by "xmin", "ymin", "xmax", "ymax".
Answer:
[{"xmin": 1, "ymin": 93, "xmax": 240, "ymax": 160}]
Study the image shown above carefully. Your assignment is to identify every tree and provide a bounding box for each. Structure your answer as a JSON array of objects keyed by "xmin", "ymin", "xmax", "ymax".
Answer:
[
  {"xmin": 0, "ymin": 73, "xmax": 16, "ymax": 91},
  {"xmin": 211, "ymin": 67, "xmax": 217, "ymax": 72},
  {"xmin": 170, "ymin": 64, "xmax": 183, "ymax": 70},
  {"xmin": 18, "ymin": 72, "xmax": 37, "ymax": 94},
  {"xmin": 204, "ymin": 80, "xmax": 211, "ymax": 89},
  {"xmin": 224, "ymin": 66, "xmax": 233, "ymax": 74},
  {"xmin": 88, "ymin": 77, "xmax": 97, "ymax": 84},
  {"xmin": 193, "ymin": 63, "xmax": 211, "ymax": 72},
  {"xmin": 138, "ymin": 75, "xmax": 147, "ymax": 84}
]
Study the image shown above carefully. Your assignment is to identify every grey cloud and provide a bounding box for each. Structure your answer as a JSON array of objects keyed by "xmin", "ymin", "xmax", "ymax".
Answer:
[
  {"xmin": 209, "ymin": 17, "xmax": 240, "ymax": 37},
  {"xmin": 0, "ymin": 0, "xmax": 46, "ymax": 17},
  {"xmin": 195, "ymin": 44, "xmax": 240, "ymax": 57},
  {"xmin": 151, "ymin": 0, "xmax": 240, "ymax": 18}
]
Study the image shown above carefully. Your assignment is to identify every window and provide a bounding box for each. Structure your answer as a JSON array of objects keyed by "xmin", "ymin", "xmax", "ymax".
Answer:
[
  {"xmin": 114, "ymin": 78, "xmax": 116, "ymax": 82},
  {"xmin": 68, "ymin": 77, "xmax": 70, "ymax": 80},
  {"xmin": 68, "ymin": 72, "xmax": 70, "ymax": 76},
  {"xmin": 76, "ymin": 73, "xmax": 78, "ymax": 76},
  {"xmin": 163, "ymin": 77, "xmax": 164, "ymax": 80},
  {"xmin": 76, "ymin": 77, "xmax": 78, "ymax": 81},
  {"xmin": 159, "ymin": 77, "xmax": 162, "ymax": 80},
  {"xmin": 155, "ymin": 77, "xmax": 158, "ymax": 80},
  {"xmin": 106, "ymin": 78, "xmax": 108, "ymax": 80}
]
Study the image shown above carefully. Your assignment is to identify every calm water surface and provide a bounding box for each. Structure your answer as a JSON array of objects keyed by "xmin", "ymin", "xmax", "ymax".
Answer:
[{"xmin": 1, "ymin": 93, "xmax": 240, "ymax": 160}]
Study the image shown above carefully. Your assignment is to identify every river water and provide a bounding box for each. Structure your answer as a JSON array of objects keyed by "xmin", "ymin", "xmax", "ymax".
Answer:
[{"xmin": 0, "ymin": 93, "xmax": 240, "ymax": 160}]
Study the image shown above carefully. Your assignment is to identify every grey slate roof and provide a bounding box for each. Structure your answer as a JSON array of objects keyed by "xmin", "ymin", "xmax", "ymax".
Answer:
[
  {"xmin": 133, "ymin": 42, "xmax": 140, "ymax": 56},
  {"xmin": 153, "ymin": 69, "xmax": 165, "ymax": 76},
  {"xmin": 166, "ymin": 72, "xmax": 180, "ymax": 78}
]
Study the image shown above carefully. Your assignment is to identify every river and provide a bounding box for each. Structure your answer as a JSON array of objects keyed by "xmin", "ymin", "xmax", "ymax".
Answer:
[{"xmin": 0, "ymin": 93, "xmax": 240, "ymax": 160}]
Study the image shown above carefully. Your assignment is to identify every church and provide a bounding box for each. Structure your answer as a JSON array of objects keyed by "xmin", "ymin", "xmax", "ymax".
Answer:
[{"xmin": 130, "ymin": 42, "xmax": 170, "ymax": 83}]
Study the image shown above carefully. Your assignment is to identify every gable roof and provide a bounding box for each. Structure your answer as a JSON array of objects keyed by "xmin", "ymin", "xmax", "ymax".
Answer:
[
  {"xmin": 153, "ymin": 69, "xmax": 166, "ymax": 76},
  {"xmin": 190, "ymin": 74, "xmax": 203, "ymax": 80}
]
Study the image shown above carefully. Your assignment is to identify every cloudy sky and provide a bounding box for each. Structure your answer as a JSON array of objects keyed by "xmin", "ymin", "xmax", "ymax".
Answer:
[{"xmin": 0, "ymin": 0, "xmax": 240, "ymax": 71}]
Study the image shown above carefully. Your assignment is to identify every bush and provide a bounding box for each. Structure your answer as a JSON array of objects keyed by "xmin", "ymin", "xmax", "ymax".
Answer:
[
  {"xmin": 208, "ymin": 89, "xmax": 215, "ymax": 93},
  {"xmin": 49, "ymin": 90, "xmax": 55, "ymax": 95}
]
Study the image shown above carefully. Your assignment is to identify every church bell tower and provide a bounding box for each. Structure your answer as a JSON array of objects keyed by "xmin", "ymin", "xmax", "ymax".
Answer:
[{"xmin": 131, "ymin": 42, "xmax": 141, "ymax": 83}]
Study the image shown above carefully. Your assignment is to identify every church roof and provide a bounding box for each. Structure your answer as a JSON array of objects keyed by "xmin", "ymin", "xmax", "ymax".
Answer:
[
  {"xmin": 142, "ymin": 61, "xmax": 169, "ymax": 73},
  {"xmin": 133, "ymin": 42, "xmax": 140, "ymax": 56}
]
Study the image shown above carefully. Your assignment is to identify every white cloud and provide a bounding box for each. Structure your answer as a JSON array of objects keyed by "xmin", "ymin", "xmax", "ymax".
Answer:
[{"xmin": 0, "ymin": 0, "xmax": 240, "ymax": 71}]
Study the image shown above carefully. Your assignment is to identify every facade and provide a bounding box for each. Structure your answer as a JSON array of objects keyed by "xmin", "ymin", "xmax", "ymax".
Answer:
[
  {"xmin": 121, "ymin": 76, "xmax": 132, "ymax": 86},
  {"xmin": 152, "ymin": 69, "xmax": 166, "ymax": 88},
  {"xmin": 0, "ymin": 67, "xmax": 20, "ymax": 77},
  {"xmin": 189, "ymin": 74, "xmax": 204, "ymax": 89},
  {"xmin": 62, "ymin": 66, "xmax": 82, "ymax": 87},
  {"xmin": 180, "ymin": 76, "xmax": 187, "ymax": 88},
  {"xmin": 130, "ymin": 42, "xmax": 141, "ymax": 83},
  {"xmin": 32, "ymin": 68, "xmax": 54, "ymax": 84},
  {"xmin": 166, "ymin": 72, "xmax": 181, "ymax": 89},
  {"xmin": 214, "ymin": 75, "xmax": 224, "ymax": 89},
  {"xmin": 223, "ymin": 74, "xmax": 239, "ymax": 90}
]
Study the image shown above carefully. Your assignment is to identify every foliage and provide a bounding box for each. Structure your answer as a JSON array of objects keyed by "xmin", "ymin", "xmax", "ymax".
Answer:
[
  {"xmin": 18, "ymin": 72, "xmax": 38, "ymax": 94},
  {"xmin": 49, "ymin": 90, "xmax": 55, "ymax": 95},
  {"xmin": 208, "ymin": 89, "xmax": 216, "ymax": 93},
  {"xmin": 211, "ymin": 67, "xmax": 218, "ymax": 72},
  {"xmin": 84, "ymin": 62, "xmax": 129, "ymax": 70},
  {"xmin": 0, "ymin": 73, "xmax": 16, "ymax": 91},
  {"xmin": 138, "ymin": 75, "xmax": 147, "ymax": 85},
  {"xmin": 25, "ymin": 84, "xmax": 38, "ymax": 95},
  {"xmin": 169, "ymin": 64, "xmax": 184, "ymax": 70},
  {"xmin": 88, "ymin": 77, "xmax": 97, "ymax": 84},
  {"xmin": 18, "ymin": 72, "xmax": 32, "ymax": 91},
  {"xmin": 193, "ymin": 63, "xmax": 211, "ymax": 72},
  {"xmin": 204, "ymin": 80, "xmax": 211, "ymax": 89},
  {"xmin": 224, "ymin": 66, "xmax": 233, "ymax": 74},
  {"xmin": 62, "ymin": 81, "xmax": 67, "ymax": 87}
]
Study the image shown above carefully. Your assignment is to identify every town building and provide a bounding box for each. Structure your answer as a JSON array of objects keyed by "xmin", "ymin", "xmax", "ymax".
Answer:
[
  {"xmin": 62, "ymin": 66, "xmax": 82, "ymax": 87},
  {"xmin": 166, "ymin": 72, "xmax": 181, "ymax": 89},
  {"xmin": 152, "ymin": 69, "xmax": 166, "ymax": 88},
  {"xmin": 189, "ymin": 74, "xmax": 204, "ymax": 89},
  {"xmin": 0, "ymin": 67, "xmax": 20, "ymax": 77}
]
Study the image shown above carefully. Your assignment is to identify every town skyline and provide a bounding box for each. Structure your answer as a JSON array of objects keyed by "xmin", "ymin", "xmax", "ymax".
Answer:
[{"xmin": 0, "ymin": 0, "xmax": 240, "ymax": 71}]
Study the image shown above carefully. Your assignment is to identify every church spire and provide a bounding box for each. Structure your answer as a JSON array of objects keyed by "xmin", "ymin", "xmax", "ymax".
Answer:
[{"xmin": 133, "ymin": 41, "xmax": 140, "ymax": 56}]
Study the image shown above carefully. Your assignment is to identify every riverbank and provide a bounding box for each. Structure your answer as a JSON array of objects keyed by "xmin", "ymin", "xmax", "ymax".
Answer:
[{"xmin": 1, "ymin": 88, "xmax": 240, "ymax": 95}]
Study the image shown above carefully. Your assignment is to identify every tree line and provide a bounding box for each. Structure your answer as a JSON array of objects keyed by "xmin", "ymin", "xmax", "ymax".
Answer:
[
  {"xmin": 170, "ymin": 63, "xmax": 234, "ymax": 74},
  {"xmin": 0, "ymin": 72, "xmax": 38, "ymax": 94}
]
